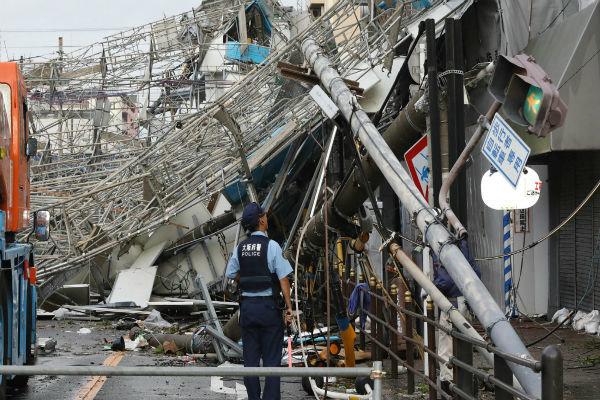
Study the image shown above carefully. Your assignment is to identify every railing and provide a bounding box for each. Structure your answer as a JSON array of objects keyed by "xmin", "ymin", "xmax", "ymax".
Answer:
[
  {"xmin": 344, "ymin": 273, "xmax": 563, "ymax": 400},
  {"xmin": 0, "ymin": 364, "xmax": 384, "ymax": 399}
]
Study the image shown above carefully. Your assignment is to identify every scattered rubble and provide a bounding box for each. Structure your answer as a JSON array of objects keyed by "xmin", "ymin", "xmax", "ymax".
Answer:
[{"xmin": 37, "ymin": 337, "xmax": 57, "ymax": 354}]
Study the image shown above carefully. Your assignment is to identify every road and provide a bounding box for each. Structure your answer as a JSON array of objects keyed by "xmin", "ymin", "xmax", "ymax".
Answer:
[{"xmin": 9, "ymin": 320, "xmax": 311, "ymax": 400}]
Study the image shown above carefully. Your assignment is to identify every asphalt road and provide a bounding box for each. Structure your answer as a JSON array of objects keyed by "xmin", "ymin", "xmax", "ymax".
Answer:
[{"xmin": 8, "ymin": 319, "xmax": 312, "ymax": 400}]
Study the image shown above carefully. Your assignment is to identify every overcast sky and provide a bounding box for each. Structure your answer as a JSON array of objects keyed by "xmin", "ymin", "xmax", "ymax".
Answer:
[{"xmin": 0, "ymin": 1, "xmax": 203, "ymax": 61}]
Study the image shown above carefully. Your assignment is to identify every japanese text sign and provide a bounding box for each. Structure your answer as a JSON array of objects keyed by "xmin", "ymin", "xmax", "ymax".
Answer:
[{"xmin": 482, "ymin": 113, "xmax": 530, "ymax": 188}]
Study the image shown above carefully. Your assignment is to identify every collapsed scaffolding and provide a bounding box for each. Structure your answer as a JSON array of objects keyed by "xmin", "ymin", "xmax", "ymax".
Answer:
[
  {"xmin": 14, "ymin": 0, "xmax": 551, "ymax": 396},
  {"xmin": 21, "ymin": 0, "xmax": 447, "ymax": 303}
]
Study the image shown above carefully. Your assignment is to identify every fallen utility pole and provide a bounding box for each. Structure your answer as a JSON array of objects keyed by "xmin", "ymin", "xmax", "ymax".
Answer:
[
  {"xmin": 389, "ymin": 244, "xmax": 494, "ymax": 366},
  {"xmin": 302, "ymin": 75, "xmax": 426, "ymax": 251},
  {"xmin": 301, "ymin": 37, "xmax": 541, "ymax": 397}
]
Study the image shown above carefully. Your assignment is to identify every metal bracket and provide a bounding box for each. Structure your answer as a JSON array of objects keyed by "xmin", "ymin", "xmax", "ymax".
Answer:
[
  {"xmin": 477, "ymin": 114, "xmax": 491, "ymax": 131},
  {"xmin": 422, "ymin": 219, "xmax": 436, "ymax": 245},
  {"xmin": 410, "ymin": 206, "xmax": 429, "ymax": 227},
  {"xmin": 485, "ymin": 317, "xmax": 506, "ymax": 340},
  {"xmin": 437, "ymin": 236, "xmax": 459, "ymax": 260}
]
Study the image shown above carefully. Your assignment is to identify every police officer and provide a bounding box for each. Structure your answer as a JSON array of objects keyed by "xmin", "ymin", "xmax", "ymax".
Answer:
[{"xmin": 226, "ymin": 202, "xmax": 293, "ymax": 400}]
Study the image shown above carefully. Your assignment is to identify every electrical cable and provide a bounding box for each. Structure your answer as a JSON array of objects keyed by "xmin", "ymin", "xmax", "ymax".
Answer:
[
  {"xmin": 525, "ymin": 226, "xmax": 600, "ymax": 347},
  {"xmin": 475, "ymin": 177, "xmax": 600, "ymax": 261},
  {"xmin": 292, "ymin": 140, "xmax": 354, "ymax": 400},
  {"xmin": 507, "ymin": 231, "xmax": 528, "ymax": 317},
  {"xmin": 539, "ymin": 0, "xmax": 575, "ymax": 35},
  {"xmin": 575, "ymin": 226, "xmax": 600, "ymax": 309},
  {"xmin": 323, "ymin": 166, "xmax": 331, "ymax": 398},
  {"xmin": 344, "ymin": 128, "xmax": 420, "ymax": 247},
  {"xmin": 525, "ymin": 310, "xmax": 574, "ymax": 348},
  {"xmin": 293, "ymin": 222, "xmax": 321, "ymax": 400},
  {"xmin": 514, "ymin": 232, "xmax": 527, "ymax": 295},
  {"xmin": 558, "ymin": 47, "xmax": 600, "ymax": 91}
]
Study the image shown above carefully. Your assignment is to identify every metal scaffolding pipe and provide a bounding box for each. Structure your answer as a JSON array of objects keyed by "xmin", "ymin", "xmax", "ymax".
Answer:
[
  {"xmin": 162, "ymin": 210, "xmax": 237, "ymax": 257},
  {"xmin": 302, "ymin": 77, "xmax": 426, "ymax": 250},
  {"xmin": 301, "ymin": 37, "xmax": 541, "ymax": 397},
  {"xmin": 389, "ymin": 244, "xmax": 493, "ymax": 366},
  {"xmin": 0, "ymin": 365, "xmax": 372, "ymax": 378}
]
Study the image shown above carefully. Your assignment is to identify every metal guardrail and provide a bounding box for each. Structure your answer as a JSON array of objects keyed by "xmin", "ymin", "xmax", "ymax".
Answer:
[
  {"xmin": 0, "ymin": 364, "xmax": 383, "ymax": 399},
  {"xmin": 0, "ymin": 365, "xmax": 372, "ymax": 378},
  {"xmin": 344, "ymin": 276, "xmax": 563, "ymax": 400}
]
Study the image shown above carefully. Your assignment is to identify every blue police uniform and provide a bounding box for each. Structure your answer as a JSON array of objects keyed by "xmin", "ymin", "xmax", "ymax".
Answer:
[{"xmin": 226, "ymin": 230, "xmax": 292, "ymax": 400}]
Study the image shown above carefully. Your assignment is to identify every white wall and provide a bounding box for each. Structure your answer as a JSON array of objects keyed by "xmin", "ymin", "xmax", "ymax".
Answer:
[{"xmin": 512, "ymin": 165, "xmax": 549, "ymax": 315}]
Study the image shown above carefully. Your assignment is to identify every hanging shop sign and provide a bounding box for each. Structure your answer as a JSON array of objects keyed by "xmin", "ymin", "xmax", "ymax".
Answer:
[
  {"xmin": 513, "ymin": 208, "xmax": 530, "ymax": 233},
  {"xmin": 481, "ymin": 166, "xmax": 541, "ymax": 210}
]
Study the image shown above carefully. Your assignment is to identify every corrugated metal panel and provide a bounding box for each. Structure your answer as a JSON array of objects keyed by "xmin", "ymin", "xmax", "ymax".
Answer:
[
  {"xmin": 558, "ymin": 153, "xmax": 576, "ymax": 308},
  {"xmin": 558, "ymin": 151, "xmax": 600, "ymax": 311}
]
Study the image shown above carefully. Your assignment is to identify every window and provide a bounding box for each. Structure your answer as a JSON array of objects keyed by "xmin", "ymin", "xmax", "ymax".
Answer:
[
  {"xmin": 310, "ymin": 4, "xmax": 324, "ymax": 18},
  {"xmin": 0, "ymin": 83, "xmax": 11, "ymax": 135}
]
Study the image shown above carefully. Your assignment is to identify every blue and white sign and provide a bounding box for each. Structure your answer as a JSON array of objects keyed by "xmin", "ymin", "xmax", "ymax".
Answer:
[{"xmin": 482, "ymin": 113, "xmax": 530, "ymax": 188}]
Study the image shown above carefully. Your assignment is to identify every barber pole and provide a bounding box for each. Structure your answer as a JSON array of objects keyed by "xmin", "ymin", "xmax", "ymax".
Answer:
[{"xmin": 503, "ymin": 210, "xmax": 515, "ymax": 317}]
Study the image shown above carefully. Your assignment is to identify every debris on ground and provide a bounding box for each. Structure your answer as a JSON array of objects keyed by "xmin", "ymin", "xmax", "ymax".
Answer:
[
  {"xmin": 161, "ymin": 340, "xmax": 179, "ymax": 355},
  {"xmin": 124, "ymin": 335, "xmax": 149, "ymax": 351},
  {"xmin": 37, "ymin": 337, "xmax": 57, "ymax": 354},
  {"xmin": 111, "ymin": 336, "xmax": 125, "ymax": 351},
  {"xmin": 139, "ymin": 309, "xmax": 173, "ymax": 329},
  {"xmin": 108, "ymin": 265, "xmax": 160, "ymax": 308}
]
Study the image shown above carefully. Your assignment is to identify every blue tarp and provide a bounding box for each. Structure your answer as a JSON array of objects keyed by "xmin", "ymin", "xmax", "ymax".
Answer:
[
  {"xmin": 225, "ymin": 41, "xmax": 271, "ymax": 64},
  {"xmin": 378, "ymin": 0, "xmax": 431, "ymax": 10}
]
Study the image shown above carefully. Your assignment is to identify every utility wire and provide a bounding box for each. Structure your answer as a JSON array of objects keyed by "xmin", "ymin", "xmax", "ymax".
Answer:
[
  {"xmin": 525, "ymin": 226, "xmax": 600, "ymax": 347},
  {"xmin": 526, "ymin": 309, "xmax": 574, "ymax": 348},
  {"xmin": 539, "ymin": 0, "xmax": 575, "ymax": 35},
  {"xmin": 475, "ymin": 177, "xmax": 600, "ymax": 261}
]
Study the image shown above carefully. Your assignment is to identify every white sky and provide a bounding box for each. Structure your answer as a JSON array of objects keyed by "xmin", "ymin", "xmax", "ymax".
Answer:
[{"xmin": 0, "ymin": 1, "xmax": 203, "ymax": 61}]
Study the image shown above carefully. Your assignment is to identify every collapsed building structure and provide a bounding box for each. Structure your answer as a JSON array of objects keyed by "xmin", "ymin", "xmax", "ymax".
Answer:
[{"xmin": 15, "ymin": 0, "xmax": 600, "ymax": 397}]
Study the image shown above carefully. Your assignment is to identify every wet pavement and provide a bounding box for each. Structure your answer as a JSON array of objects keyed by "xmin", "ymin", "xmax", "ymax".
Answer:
[
  {"xmin": 8, "ymin": 320, "xmax": 307, "ymax": 399},
  {"xmin": 7, "ymin": 318, "xmax": 600, "ymax": 399},
  {"xmin": 509, "ymin": 317, "xmax": 600, "ymax": 400}
]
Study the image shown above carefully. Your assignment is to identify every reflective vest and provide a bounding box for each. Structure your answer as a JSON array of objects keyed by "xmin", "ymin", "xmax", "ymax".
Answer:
[{"xmin": 238, "ymin": 234, "xmax": 280, "ymax": 295}]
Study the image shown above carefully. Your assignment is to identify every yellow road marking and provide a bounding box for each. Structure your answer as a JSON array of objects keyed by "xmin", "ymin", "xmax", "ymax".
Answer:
[{"xmin": 73, "ymin": 351, "xmax": 126, "ymax": 400}]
